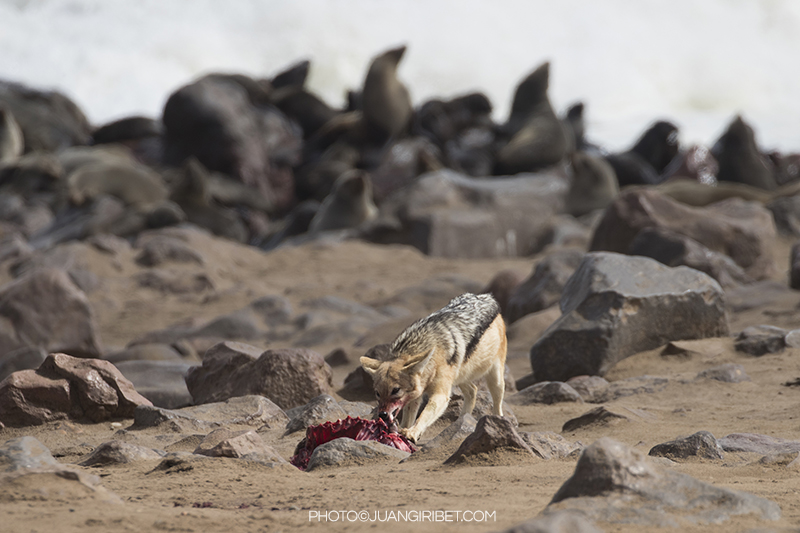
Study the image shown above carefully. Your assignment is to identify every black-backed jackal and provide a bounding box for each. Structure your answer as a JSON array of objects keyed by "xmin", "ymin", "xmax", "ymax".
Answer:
[{"xmin": 360, "ymin": 293, "xmax": 507, "ymax": 443}]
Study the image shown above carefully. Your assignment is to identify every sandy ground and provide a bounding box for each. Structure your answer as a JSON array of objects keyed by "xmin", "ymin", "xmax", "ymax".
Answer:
[{"xmin": 2, "ymin": 234, "xmax": 800, "ymax": 533}]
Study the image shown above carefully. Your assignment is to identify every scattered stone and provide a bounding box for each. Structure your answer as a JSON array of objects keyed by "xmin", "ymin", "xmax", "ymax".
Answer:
[
  {"xmin": 594, "ymin": 375, "xmax": 669, "ymax": 403},
  {"xmin": 402, "ymin": 414, "xmax": 478, "ymax": 462},
  {"xmin": 521, "ymin": 432, "xmax": 583, "ymax": 460},
  {"xmin": 505, "ymin": 249, "xmax": 584, "ymax": 323},
  {"xmin": 530, "ymin": 252, "xmax": 728, "ymax": 382},
  {"xmin": 756, "ymin": 452, "xmax": 799, "ymax": 468},
  {"xmin": 444, "ymin": 415, "xmax": 539, "ymax": 464},
  {"xmin": 697, "ymin": 364, "xmax": 750, "ymax": 383},
  {"xmin": 565, "ymin": 376, "xmax": 610, "ymax": 403},
  {"xmin": 507, "ymin": 382, "xmax": 583, "ymax": 405},
  {"xmin": 185, "ymin": 342, "xmax": 333, "ymax": 409},
  {"xmin": 589, "ymin": 188, "xmax": 778, "ymax": 280},
  {"xmin": 717, "ymin": 433, "xmax": 800, "ymax": 455},
  {"xmin": 305, "ymin": 437, "xmax": 410, "ymax": 471},
  {"xmin": 323, "ymin": 348, "xmax": 350, "ymax": 367},
  {"xmin": 134, "ymin": 235, "xmax": 205, "ymax": 267},
  {"xmin": 115, "ymin": 360, "xmax": 196, "ymax": 409},
  {"xmin": 546, "ymin": 437, "xmax": 780, "ymax": 527},
  {"xmin": 500, "ymin": 510, "xmax": 603, "ymax": 533},
  {"xmin": 0, "ymin": 268, "xmax": 103, "ymax": 357},
  {"xmin": 0, "ymin": 353, "xmax": 152, "ymax": 427},
  {"xmin": 131, "ymin": 395, "xmax": 287, "ymax": 432},
  {"xmin": 194, "ymin": 428, "xmax": 286, "ymax": 462},
  {"xmin": 79, "ymin": 440, "xmax": 165, "ymax": 466},
  {"xmin": 562, "ymin": 407, "xmax": 631, "ymax": 433},
  {"xmin": 734, "ymin": 325, "xmax": 787, "ymax": 356},
  {"xmin": 0, "ymin": 436, "xmax": 121, "ymax": 504},
  {"xmin": 648, "ymin": 431, "xmax": 724, "ymax": 460},
  {"xmin": 284, "ymin": 394, "xmax": 348, "ymax": 435}
]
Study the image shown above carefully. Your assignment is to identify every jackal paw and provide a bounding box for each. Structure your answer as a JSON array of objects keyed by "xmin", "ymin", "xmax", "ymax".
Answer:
[{"xmin": 399, "ymin": 427, "xmax": 417, "ymax": 444}]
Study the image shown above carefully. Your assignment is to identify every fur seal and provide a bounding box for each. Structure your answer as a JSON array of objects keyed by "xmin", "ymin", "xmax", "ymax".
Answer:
[
  {"xmin": 308, "ymin": 170, "xmax": 378, "ymax": 233},
  {"xmin": 92, "ymin": 116, "xmax": 162, "ymax": 145},
  {"xmin": 495, "ymin": 62, "xmax": 569, "ymax": 174},
  {"xmin": 605, "ymin": 120, "xmax": 679, "ymax": 187},
  {"xmin": 0, "ymin": 107, "xmax": 24, "ymax": 164},
  {"xmin": 565, "ymin": 150, "xmax": 619, "ymax": 217},
  {"xmin": 362, "ymin": 46, "xmax": 412, "ymax": 140},
  {"xmin": 712, "ymin": 115, "xmax": 777, "ymax": 191},
  {"xmin": 67, "ymin": 160, "xmax": 169, "ymax": 209}
]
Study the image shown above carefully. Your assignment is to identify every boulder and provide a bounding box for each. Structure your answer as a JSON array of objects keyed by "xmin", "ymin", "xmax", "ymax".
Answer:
[
  {"xmin": 367, "ymin": 169, "xmax": 568, "ymax": 258},
  {"xmin": 521, "ymin": 432, "xmax": 583, "ymax": 460},
  {"xmin": 131, "ymin": 395, "xmax": 287, "ymax": 431},
  {"xmin": 507, "ymin": 382, "xmax": 583, "ymax": 405},
  {"xmin": 0, "ymin": 353, "xmax": 152, "ymax": 427},
  {"xmin": 79, "ymin": 440, "xmax": 164, "ymax": 466},
  {"xmin": 530, "ymin": 253, "xmax": 728, "ymax": 382},
  {"xmin": 444, "ymin": 415, "xmax": 539, "ymax": 464},
  {"xmin": 590, "ymin": 188, "xmax": 777, "ymax": 280},
  {"xmin": 185, "ymin": 342, "xmax": 333, "ymax": 409},
  {"xmin": 717, "ymin": 433, "xmax": 800, "ymax": 455},
  {"xmin": 734, "ymin": 325, "xmax": 787, "ymax": 356},
  {"xmin": 546, "ymin": 438, "xmax": 780, "ymax": 527},
  {"xmin": 0, "ymin": 268, "xmax": 102, "ymax": 357},
  {"xmin": 114, "ymin": 360, "xmax": 196, "ymax": 409},
  {"xmin": 194, "ymin": 428, "xmax": 286, "ymax": 462},
  {"xmin": 305, "ymin": 437, "xmax": 410, "ymax": 471},
  {"xmin": 402, "ymin": 414, "xmax": 478, "ymax": 462},
  {"xmin": 283, "ymin": 394, "xmax": 348, "ymax": 435},
  {"xmin": 506, "ymin": 249, "xmax": 584, "ymax": 323},
  {"xmin": 648, "ymin": 431, "xmax": 725, "ymax": 460},
  {"xmin": 499, "ymin": 511, "xmax": 602, "ymax": 533}
]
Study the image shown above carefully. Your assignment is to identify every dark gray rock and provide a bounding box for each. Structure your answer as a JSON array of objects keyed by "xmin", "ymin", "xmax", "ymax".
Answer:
[
  {"xmin": 629, "ymin": 226, "xmax": 753, "ymax": 289},
  {"xmin": 735, "ymin": 325, "xmax": 788, "ymax": 356},
  {"xmin": 530, "ymin": 252, "xmax": 728, "ymax": 382},
  {"xmin": 185, "ymin": 342, "xmax": 333, "ymax": 409},
  {"xmin": 305, "ymin": 437, "xmax": 410, "ymax": 471},
  {"xmin": 0, "ymin": 345, "xmax": 47, "ymax": 381},
  {"xmin": 590, "ymin": 188, "xmax": 778, "ymax": 280},
  {"xmin": 648, "ymin": 431, "xmax": 724, "ymax": 460},
  {"xmin": 367, "ymin": 169, "xmax": 568, "ymax": 258},
  {"xmin": 697, "ymin": 363, "xmax": 751, "ymax": 383},
  {"xmin": 562, "ymin": 407, "xmax": 631, "ymax": 433},
  {"xmin": 547, "ymin": 437, "xmax": 781, "ymax": 527},
  {"xmin": 499, "ymin": 510, "xmax": 603, "ymax": 533},
  {"xmin": 718, "ymin": 433, "xmax": 800, "ymax": 455},
  {"xmin": 506, "ymin": 249, "xmax": 584, "ymax": 323},
  {"xmin": 115, "ymin": 360, "xmax": 197, "ymax": 409},
  {"xmin": 323, "ymin": 347, "xmax": 350, "ymax": 367},
  {"xmin": 444, "ymin": 415, "xmax": 539, "ymax": 464},
  {"xmin": 79, "ymin": 440, "xmax": 165, "ymax": 466},
  {"xmin": 283, "ymin": 394, "xmax": 347, "ymax": 435},
  {"xmin": 507, "ymin": 382, "xmax": 583, "ymax": 405},
  {"xmin": 565, "ymin": 375, "xmax": 610, "ymax": 403}
]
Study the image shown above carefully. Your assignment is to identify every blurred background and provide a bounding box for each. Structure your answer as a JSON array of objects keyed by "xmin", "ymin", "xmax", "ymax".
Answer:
[{"xmin": 1, "ymin": 0, "xmax": 798, "ymax": 151}]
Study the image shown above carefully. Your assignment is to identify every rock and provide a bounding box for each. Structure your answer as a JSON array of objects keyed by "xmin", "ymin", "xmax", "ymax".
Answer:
[
  {"xmin": 767, "ymin": 195, "xmax": 800, "ymax": 237},
  {"xmin": 648, "ymin": 431, "xmax": 724, "ymax": 460},
  {"xmin": 565, "ymin": 376, "xmax": 610, "ymax": 403},
  {"xmin": 589, "ymin": 188, "xmax": 777, "ymax": 280},
  {"xmin": 283, "ymin": 394, "xmax": 348, "ymax": 435},
  {"xmin": 305, "ymin": 437, "xmax": 410, "ymax": 471},
  {"xmin": 368, "ymin": 169, "xmax": 568, "ymax": 258},
  {"xmin": 562, "ymin": 407, "xmax": 631, "ymax": 433},
  {"xmin": 0, "ymin": 345, "xmax": 47, "ymax": 381},
  {"xmin": 0, "ymin": 353, "xmax": 153, "ymax": 427},
  {"xmin": 134, "ymin": 235, "xmax": 205, "ymax": 267},
  {"xmin": 521, "ymin": 432, "xmax": 583, "ymax": 460},
  {"xmin": 134, "ymin": 269, "xmax": 215, "ymax": 294},
  {"xmin": 79, "ymin": 440, "xmax": 165, "ymax": 466},
  {"xmin": 482, "ymin": 269, "xmax": 525, "ymax": 317},
  {"xmin": 131, "ymin": 395, "xmax": 287, "ymax": 431},
  {"xmin": 0, "ymin": 436, "xmax": 121, "ymax": 504},
  {"xmin": 104, "ymin": 343, "xmax": 185, "ymax": 364},
  {"xmin": 115, "ymin": 360, "xmax": 197, "ymax": 409},
  {"xmin": 402, "ymin": 414, "xmax": 478, "ymax": 462},
  {"xmin": 506, "ymin": 249, "xmax": 584, "ymax": 323},
  {"xmin": 697, "ymin": 363, "xmax": 750, "ymax": 383},
  {"xmin": 0, "ymin": 268, "xmax": 102, "ymax": 357},
  {"xmin": 444, "ymin": 415, "xmax": 539, "ymax": 464},
  {"xmin": 717, "ymin": 433, "xmax": 800, "ymax": 455},
  {"xmin": 186, "ymin": 343, "xmax": 333, "ymax": 409},
  {"xmin": 594, "ymin": 376, "xmax": 669, "ymax": 403},
  {"xmin": 507, "ymin": 382, "xmax": 583, "ymax": 405},
  {"xmin": 628, "ymin": 226, "xmax": 753, "ymax": 289},
  {"xmin": 323, "ymin": 347, "xmax": 350, "ymax": 367},
  {"xmin": 506, "ymin": 306, "xmax": 561, "ymax": 360},
  {"xmin": 500, "ymin": 511, "xmax": 603, "ymax": 533},
  {"xmin": 442, "ymin": 389, "xmax": 518, "ymax": 427},
  {"xmin": 547, "ymin": 438, "xmax": 780, "ymax": 526},
  {"xmin": 530, "ymin": 252, "xmax": 728, "ymax": 382},
  {"xmin": 194, "ymin": 428, "xmax": 286, "ymax": 462},
  {"xmin": 735, "ymin": 325, "xmax": 788, "ymax": 356}
]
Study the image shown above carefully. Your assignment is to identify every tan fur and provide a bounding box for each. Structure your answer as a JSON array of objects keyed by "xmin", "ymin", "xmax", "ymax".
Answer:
[{"xmin": 360, "ymin": 314, "xmax": 507, "ymax": 443}]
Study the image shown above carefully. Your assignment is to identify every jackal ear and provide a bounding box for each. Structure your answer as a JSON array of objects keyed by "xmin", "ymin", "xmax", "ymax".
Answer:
[
  {"xmin": 402, "ymin": 348, "xmax": 434, "ymax": 375},
  {"xmin": 360, "ymin": 356, "xmax": 381, "ymax": 376}
]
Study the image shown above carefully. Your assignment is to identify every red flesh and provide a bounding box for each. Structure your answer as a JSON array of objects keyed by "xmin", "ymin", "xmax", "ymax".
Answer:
[{"xmin": 290, "ymin": 416, "xmax": 417, "ymax": 470}]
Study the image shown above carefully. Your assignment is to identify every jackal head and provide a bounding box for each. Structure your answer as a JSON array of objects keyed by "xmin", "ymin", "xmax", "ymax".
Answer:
[{"xmin": 360, "ymin": 349, "xmax": 433, "ymax": 425}]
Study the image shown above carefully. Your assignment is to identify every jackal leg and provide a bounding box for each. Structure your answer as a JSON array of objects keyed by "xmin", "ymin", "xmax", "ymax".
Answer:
[
  {"xmin": 401, "ymin": 396, "xmax": 422, "ymax": 428},
  {"xmin": 460, "ymin": 381, "xmax": 478, "ymax": 417},
  {"xmin": 401, "ymin": 388, "xmax": 450, "ymax": 443},
  {"xmin": 486, "ymin": 361, "xmax": 505, "ymax": 417}
]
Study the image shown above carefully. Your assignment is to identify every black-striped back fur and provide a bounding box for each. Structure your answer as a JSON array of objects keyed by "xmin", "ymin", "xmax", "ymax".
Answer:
[{"xmin": 390, "ymin": 293, "xmax": 500, "ymax": 366}]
